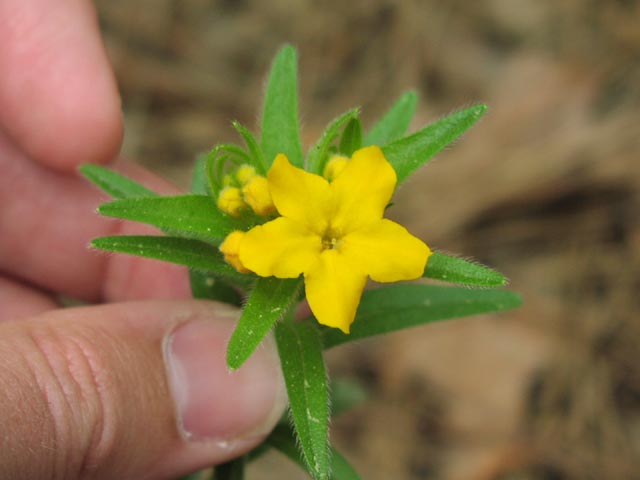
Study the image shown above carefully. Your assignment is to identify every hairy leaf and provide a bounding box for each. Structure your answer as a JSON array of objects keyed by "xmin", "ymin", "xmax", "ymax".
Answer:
[
  {"xmin": 320, "ymin": 284, "xmax": 521, "ymax": 349},
  {"xmin": 424, "ymin": 252, "xmax": 507, "ymax": 287},
  {"xmin": 80, "ymin": 164, "xmax": 156, "ymax": 199},
  {"xmin": 276, "ymin": 321, "xmax": 329, "ymax": 480},
  {"xmin": 267, "ymin": 424, "xmax": 361, "ymax": 480},
  {"xmin": 91, "ymin": 235, "xmax": 249, "ymax": 285},
  {"xmin": 364, "ymin": 90, "xmax": 418, "ymax": 146},
  {"xmin": 233, "ymin": 121, "xmax": 267, "ymax": 174},
  {"xmin": 307, "ymin": 108, "xmax": 360, "ymax": 174},
  {"xmin": 261, "ymin": 45, "xmax": 303, "ymax": 167},
  {"xmin": 226, "ymin": 278, "xmax": 301, "ymax": 370},
  {"xmin": 97, "ymin": 195, "xmax": 241, "ymax": 243},
  {"xmin": 339, "ymin": 117, "xmax": 363, "ymax": 157},
  {"xmin": 383, "ymin": 104, "xmax": 487, "ymax": 183}
]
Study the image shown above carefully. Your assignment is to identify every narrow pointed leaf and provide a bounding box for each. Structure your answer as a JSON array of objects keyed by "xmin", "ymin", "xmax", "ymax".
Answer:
[
  {"xmin": 226, "ymin": 278, "xmax": 301, "ymax": 370},
  {"xmin": 79, "ymin": 164, "xmax": 156, "ymax": 199},
  {"xmin": 276, "ymin": 321, "xmax": 329, "ymax": 480},
  {"xmin": 424, "ymin": 252, "xmax": 507, "ymax": 287},
  {"xmin": 91, "ymin": 235, "xmax": 249, "ymax": 284},
  {"xmin": 267, "ymin": 424, "xmax": 361, "ymax": 480},
  {"xmin": 319, "ymin": 284, "xmax": 522, "ymax": 349},
  {"xmin": 97, "ymin": 195, "xmax": 241, "ymax": 243},
  {"xmin": 382, "ymin": 104, "xmax": 487, "ymax": 183},
  {"xmin": 330, "ymin": 449, "xmax": 362, "ymax": 480},
  {"xmin": 339, "ymin": 118, "xmax": 363, "ymax": 157},
  {"xmin": 261, "ymin": 45, "xmax": 303, "ymax": 167},
  {"xmin": 307, "ymin": 108, "xmax": 360, "ymax": 174},
  {"xmin": 233, "ymin": 121, "xmax": 267, "ymax": 174},
  {"xmin": 364, "ymin": 90, "xmax": 418, "ymax": 146}
]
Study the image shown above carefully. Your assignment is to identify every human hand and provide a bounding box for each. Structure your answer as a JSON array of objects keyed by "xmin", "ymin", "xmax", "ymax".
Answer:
[{"xmin": 0, "ymin": 2, "xmax": 286, "ymax": 478}]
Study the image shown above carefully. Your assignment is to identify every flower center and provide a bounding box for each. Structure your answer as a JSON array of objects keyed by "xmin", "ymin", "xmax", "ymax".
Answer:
[
  {"xmin": 322, "ymin": 236, "xmax": 338, "ymax": 250},
  {"xmin": 322, "ymin": 235, "xmax": 338, "ymax": 250}
]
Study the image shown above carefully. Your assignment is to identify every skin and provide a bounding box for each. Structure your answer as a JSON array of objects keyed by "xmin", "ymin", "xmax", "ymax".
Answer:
[{"xmin": 0, "ymin": 1, "xmax": 285, "ymax": 478}]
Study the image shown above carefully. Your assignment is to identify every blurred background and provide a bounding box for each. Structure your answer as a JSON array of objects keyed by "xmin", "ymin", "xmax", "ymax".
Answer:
[{"xmin": 96, "ymin": 1, "xmax": 640, "ymax": 478}]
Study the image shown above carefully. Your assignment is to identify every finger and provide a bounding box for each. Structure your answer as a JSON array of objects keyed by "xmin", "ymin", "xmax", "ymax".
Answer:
[
  {"xmin": 0, "ymin": 300, "xmax": 286, "ymax": 479},
  {"xmin": 0, "ymin": 0, "xmax": 122, "ymax": 170},
  {"xmin": 100, "ymin": 222, "xmax": 193, "ymax": 302},
  {"xmin": 0, "ymin": 275, "xmax": 57, "ymax": 322},
  {"xmin": 0, "ymin": 131, "xmax": 190, "ymax": 301}
]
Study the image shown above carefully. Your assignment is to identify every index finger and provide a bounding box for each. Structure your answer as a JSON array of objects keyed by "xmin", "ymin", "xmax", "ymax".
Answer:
[
  {"xmin": 0, "ymin": 130, "xmax": 190, "ymax": 303},
  {"xmin": 0, "ymin": 0, "xmax": 122, "ymax": 170}
]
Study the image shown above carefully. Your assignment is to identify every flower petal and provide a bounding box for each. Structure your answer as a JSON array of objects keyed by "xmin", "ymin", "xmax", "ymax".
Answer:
[
  {"xmin": 340, "ymin": 219, "xmax": 431, "ymax": 282},
  {"xmin": 268, "ymin": 154, "xmax": 332, "ymax": 234},
  {"xmin": 304, "ymin": 250, "xmax": 367, "ymax": 333},
  {"xmin": 330, "ymin": 146, "xmax": 397, "ymax": 233},
  {"xmin": 219, "ymin": 230, "xmax": 251, "ymax": 273},
  {"xmin": 239, "ymin": 217, "xmax": 322, "ymax": 278}
]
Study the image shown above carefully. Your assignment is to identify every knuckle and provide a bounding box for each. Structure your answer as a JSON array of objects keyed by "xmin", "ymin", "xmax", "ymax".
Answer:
[{"xmin": 23, "ymin": 322, "xmax": 121, "ymax": 477}]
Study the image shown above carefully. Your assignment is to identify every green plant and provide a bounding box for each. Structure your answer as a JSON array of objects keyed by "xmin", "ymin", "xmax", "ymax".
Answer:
[{"xmin": 81, "ymin": 45, "xmax": 520, "ymax": 480}]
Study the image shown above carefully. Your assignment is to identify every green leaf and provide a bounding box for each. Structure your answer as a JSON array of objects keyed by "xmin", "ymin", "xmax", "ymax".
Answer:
[
  {"xmin": 91, "ymin": 235, "xmax": 249, "ymax": 285},
  {"xmin": 79, "ymin": 164, "xmax": 156, "ymax": 199},
  {"xmin": 188, "ymin": 152, "xmax": 243, "ymax": 304},
  {"xmin": 189, "ymin": 270, "xmax": 242, "ymax": 305},
  {"xmin": 226, "ymin": 278, "xmax": 301, "ymax": 370},
  {"xmin": 329, "ymin": 448, "xmax": 362, "ymax": 480},
  {"xmin": 97, "ymin": 195, "xmax": 241, "ymax": 243},
  {"xmin": 424, "ymin": 252, "xmax": 507, "ymax": 287},
  {"xmin": 320, "ymin": 284, "xmax": 522, "ymax": 349},
  {"xmin": 213, "ymin": 457, "xmax": 245, "ymax": 480},
  {"xmin": 205, "ymin": 144, "xmax": 250, "ymax": 196},
  {"xmin": 233, "ymin": 121, "xmax": 267, "ymax": 174},
  {"xmin": 190, "ymin": 154, "xmax": 210, "ymax": 196},
  {"xmin": 307, "ymin": 108, "xmax": 360, "ymax": 174},
  {"xmin": 275, "ymin": 321, "xmax": 330, "ymax": 480},
  {"xmin": 339, "ymin": 118, "xmax": 363, "ymax": 157},
  {"xmin": 382, "ymin": 104, "xmax": 487, "ymax": 183},
  {"xmin": 364, "ymin": 90, "xmax": 418, "ymax": 147},
  {"xmin": 267, "ymin": 424, "xmax": 361, "ymax": 480},
  {"xmin": 261, "ymin": 45, "xmax": 303, "ymax": 168}
]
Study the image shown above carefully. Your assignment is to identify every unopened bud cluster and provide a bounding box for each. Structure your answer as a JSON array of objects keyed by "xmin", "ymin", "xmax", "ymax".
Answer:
[{"xmin": 217, "ymin": 164, "xmax": 276, "ymax": 217}]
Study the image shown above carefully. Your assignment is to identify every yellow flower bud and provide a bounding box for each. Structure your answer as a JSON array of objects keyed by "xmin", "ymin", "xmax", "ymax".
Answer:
[
  {"xmin": 323, "ymin": 155, "xmax": 349, "ymax": 182},
  {"xmin": 219, "ymin": 230, "xmax": 251, "ymax": 273},
  {"xmin": 236, "ymin": 164, "xmax": 257, "ymax": 186},
  {"xmin": 242, "ymin": 175, "xmax": 276, "ymax": 216},
  {"xmin": 217, "ymin": 186, "xmax": 246, "ymax": 216}
]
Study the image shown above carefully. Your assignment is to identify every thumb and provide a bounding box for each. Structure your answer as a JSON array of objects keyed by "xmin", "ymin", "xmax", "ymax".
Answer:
[{"xmin": 0, "ymin": 300, "xmax": 286, "ymax": 480}]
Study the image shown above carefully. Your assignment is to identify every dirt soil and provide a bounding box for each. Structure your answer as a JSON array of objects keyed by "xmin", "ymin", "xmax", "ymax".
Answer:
[{"xmin": 97, "ymin": 1, "xmax": 640, "ymax": 478}]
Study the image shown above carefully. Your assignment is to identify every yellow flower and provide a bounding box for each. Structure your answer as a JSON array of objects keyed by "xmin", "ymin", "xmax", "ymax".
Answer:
[
  {"xmin": 243, "ymin": 175, "xmax": 276, "ymax": 216},
  {"xmin": 323, "ymin": 155, "xmax": 349, "ymax": 181},
  {"xmin": 217, "ymin": 186, "xmax": 246, "ymax": 216},
  {"xmin": 220, "ymin": 230, "xmax": 251, "ymax": 273},
  {"xmin": 234, "ymin": 145, "xmax": 431, "ymax": 333},
  {"xmin": 236, "ymin": 164, "xmax": 257, "ymax": 185}
]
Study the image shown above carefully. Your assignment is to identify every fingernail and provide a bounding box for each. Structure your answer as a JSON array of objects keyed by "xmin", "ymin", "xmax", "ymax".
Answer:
[{"xmin": 164, "ymin": 314, "xmax": 286, "ymax": 442}]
